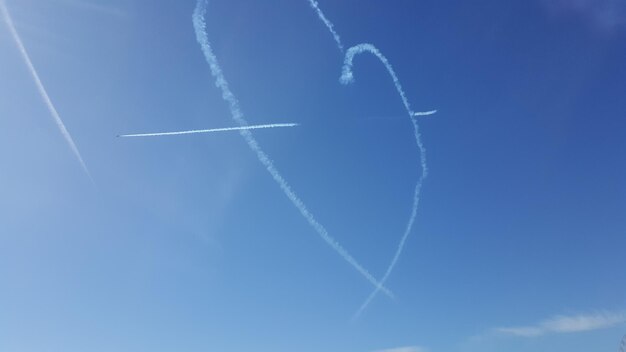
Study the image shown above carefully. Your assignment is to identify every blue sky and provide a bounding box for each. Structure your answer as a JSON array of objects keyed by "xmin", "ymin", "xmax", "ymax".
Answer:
[{"xmin": 1, "ymin": 0, "xmax": 625, "ymax": 351}]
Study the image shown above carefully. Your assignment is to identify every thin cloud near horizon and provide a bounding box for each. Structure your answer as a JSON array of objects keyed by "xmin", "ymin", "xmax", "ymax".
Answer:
[
  {"xmin": 373, "ymin": 346, "xmax": 428, "ymax": 352},
  {"xmin": 493, "ymin": 311, "xmax": 626, "ymax": 337}
]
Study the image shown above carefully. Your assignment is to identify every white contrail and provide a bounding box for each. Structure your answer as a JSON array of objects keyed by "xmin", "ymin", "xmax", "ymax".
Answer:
[
  {"xmin": 118, "ymin": 123, "xmax": 298, "ymax": 138},
  {"xmin": 414, "ymin": 110, "xmax": 437, "ymax": 117},
  {"xmin": 341, "ymin": 43, "xmax": 433, "ymax": 320},
  {"xmin": 193, "ymin": 0, "xmax": 392, "ymax": 298},
  {"xmin": 306, "ymin": 0, "xmax": 343, "ymax": 52},
  {"xmin": 0, "ymin": 0, "xmax": 91, "ymax": 180}
]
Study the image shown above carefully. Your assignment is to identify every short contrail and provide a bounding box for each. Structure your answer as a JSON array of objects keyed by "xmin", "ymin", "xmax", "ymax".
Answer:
[
  {"xmin": 0, "ymin": 0, "xmax": 91, "ymax": 180},
  {"xmin": 193, "ymin": 0, "xmax": 392, "ymax": 298},
  {"xmin": 620, "ymin": 334, "xmax": 626, "ymax": 352},
  {"xmin": 341, "ymin": 43, "xmax": 432, "ymax": 320},
  {"xmin": 118, "ymin": 123, "xmax": 298, "ymax": 138},
  {"xmin": 414, "ymin": 110, "xmax": 437, "ymax": 117},
  {"xmin": 306, "ymin": 0, "xmax": 343, "ymax": 52}
]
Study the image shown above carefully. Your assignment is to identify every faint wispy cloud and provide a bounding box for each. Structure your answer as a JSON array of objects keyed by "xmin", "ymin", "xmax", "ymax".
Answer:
[
  {"xmin": 494, "ymin": 311, "xmax": 626, "ymax": 337},
  {"xmin": 542, "ymin": 0, "xmax": 626, "ymax": 32},
  {"xmin": 373, "ymin": 346, "xmax": 428, "ymax": 352},
  {"xmin": 53, "ymin": 0, "xmax": 128, "ymax": 19}
]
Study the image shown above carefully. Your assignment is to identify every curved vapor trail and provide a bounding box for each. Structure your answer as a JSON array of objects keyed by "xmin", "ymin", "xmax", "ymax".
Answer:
[
  {"xmin": 193, "ymin": 0, "xmax": 393, "ymax": 298},
  {"xmin": 0, "ymin": 0, "xmax": 91, "ymax": 180},
  {"xmin": 306, "ymin": 0, "xmax": 343, "ymax": 52},
  {"xmin": 620, "ymin": 334, "xmax": 626, "ymax": 352},
  {"xmin": 306, "ymin": 1, "xmax": 437, "ymax": 318},
  {"xmin": 341, "ymin": 43, "xmax": 431, "ymax": 320},
  {"xmin": 118, "ymin": 123, "xmax": 298, "ymax": 138}
]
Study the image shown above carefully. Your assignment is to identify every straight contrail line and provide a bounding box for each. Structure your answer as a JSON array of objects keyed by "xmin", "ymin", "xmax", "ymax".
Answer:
[
  {"xmin": 0, "ymin": 0, "xmax": 91, "ymax": 180},
  {"xmin": 118, "ymin": 123, "xmax": 298, "ymax": 138},
  {"xmin": 193, "ymin": 0, "xmax": 392, "ymax": 298},
  {"xmin": 306, "ymin": 0, "xmax": 343, "ymax": 52},
  {"xmin": 341, "ymin": 43, "xmax": 432, "ymax": 320}
]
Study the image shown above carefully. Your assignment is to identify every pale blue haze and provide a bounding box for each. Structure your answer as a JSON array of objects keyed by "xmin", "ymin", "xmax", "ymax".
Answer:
[{"xmin": 1, "ymin": 0, "xmax": 625, "ymax": 351}]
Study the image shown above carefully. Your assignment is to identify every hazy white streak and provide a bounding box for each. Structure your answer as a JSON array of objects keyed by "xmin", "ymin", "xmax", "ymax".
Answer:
[
  {"xmin": 1, "ymin": 1, "xmax": 91, "ymax": 180},
  {"xmin": 306, "ymin": 0, "xmax": 343, "ymax": 51},
  {"xmin": 342, "ymin": 43, "xmax": 432, "ymax": 319},
  {"xmin": 193, "ymin": 0, "xmax": 392, "ymax": 297},
  {"xmin": 373, "ymin": 346, "xmax": 428, "ymax": 352},
  {"xmin": 119, "ymin": 123, "xmax": 298, "ymax": 138}
]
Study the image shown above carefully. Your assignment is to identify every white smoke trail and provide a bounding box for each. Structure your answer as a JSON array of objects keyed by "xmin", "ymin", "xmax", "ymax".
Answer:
[
  {"xmin": 306, "ymin": 0, "xmax": 343, "ymax": 52},
  {"xmin": 193, "ymin": 0, "xmax": 392, "ymax": 298},
  {"xmin": 301, "ymin": 1, "xmax": 439, "ymax": 317},
  {"xmin": 620, "ymin": 334, "xmax": 626, "ymax": 352},
  {"xmin": 341, "ymin": 43, "xmax": 432, "ymax": 320},
  {"xmin": 118, "ymin": 123, "xmax": 298, "ymax": 138},
  {"xmin": 342, "ymin": 44, "xmax": 426, "ymax": 120},
  {"xmin": 0, "ymin": 0, "xmax": 91, "ymax": 180}
]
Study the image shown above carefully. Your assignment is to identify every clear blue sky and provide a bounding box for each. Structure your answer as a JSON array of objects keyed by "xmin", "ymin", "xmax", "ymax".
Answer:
[{"xmin": 1, "ymin": 0, "xmax": 625, "ymax": 351}]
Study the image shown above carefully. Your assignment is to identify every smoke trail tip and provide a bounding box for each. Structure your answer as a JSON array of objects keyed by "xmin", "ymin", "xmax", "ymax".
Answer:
[{"xmin": 339, "ymin": 72, "xmax": 354, "ymax": 85}]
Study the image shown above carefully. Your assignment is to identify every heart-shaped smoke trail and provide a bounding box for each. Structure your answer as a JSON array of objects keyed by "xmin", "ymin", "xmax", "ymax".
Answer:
[
  {"xmin": 342, "ymin": 44, "xmax": 433, "ymax": 319},
  {"xmin": 1, "ymin": 0, "xmax": 92, "ymax": 181},
  {"xmin": 307, "ymin": 1, "xmax": 436, "ymax": 319},
  {"xmin": 192, "ymin": 0, "xmax": 393, "ymax": 298}
]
